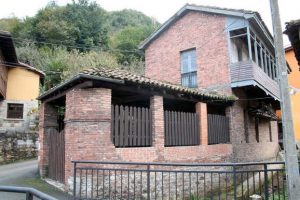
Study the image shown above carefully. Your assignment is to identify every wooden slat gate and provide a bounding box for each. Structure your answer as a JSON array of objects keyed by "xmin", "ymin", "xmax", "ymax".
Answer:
[
  {"xmin": 48, "ymin": 129, "xmax": 65, "ymax": 183},
  {"xmin": 112, "ymin": 105, "xmax": 152, "ymax": 147},
  {"xmin": 208, "ymin": 114, "xmax": 230, "ymax": 145},
  {"xmin": 164, "ymin": 110, "xmax": 200, "ymax": 146}
]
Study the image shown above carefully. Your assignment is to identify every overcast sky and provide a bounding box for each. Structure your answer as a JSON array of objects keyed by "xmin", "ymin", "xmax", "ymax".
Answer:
[{"xmin": 1, "ymin": 0, "xmax": 299, "ymax": 45}]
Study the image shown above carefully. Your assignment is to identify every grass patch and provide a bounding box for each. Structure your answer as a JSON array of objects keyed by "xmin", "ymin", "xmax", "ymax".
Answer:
[{"xmin": 14, "ymin": 176, "xmax": 71, "ymax": 199}]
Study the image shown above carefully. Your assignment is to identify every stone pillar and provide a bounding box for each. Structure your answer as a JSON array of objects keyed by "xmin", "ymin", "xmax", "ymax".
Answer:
[
  {"xmin": 195, "ymin": 102, "xmax": 208, "ymax": 145},
  {"xmin": 64, "ymin": 88, "xmax": 118, "ymax": 185},
  {"xmin": 150, "ymin": 96, "xmax": 165, "ymax": 150},
  {"xmin": 38, "ymin": 102, "xmax": 58, "ymax": 177}
]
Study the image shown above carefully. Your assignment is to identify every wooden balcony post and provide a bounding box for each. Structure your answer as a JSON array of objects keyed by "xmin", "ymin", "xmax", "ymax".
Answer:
[{"xmin": 247, "ymin": 26, "xmax": 253, "ymax": 60}]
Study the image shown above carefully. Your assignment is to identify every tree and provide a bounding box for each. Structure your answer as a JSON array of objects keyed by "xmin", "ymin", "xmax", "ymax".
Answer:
[
  {"xmin": 19, "ymin": 0, "xmax": 109, "ymax": 49},
  {"xmin": 16, "ymin": 44, "xmax": 120, "ymax": 89},
  {"xmin": 0, "ymin": 17, "xmax": 21, "ymax": 32},
  {"xmin": 107, "ymin": 9, "xmax": 159, "ymax": 34},
  {"xmin": 110, "ymin": 25, "xmax": 156, "ymax": 65}
]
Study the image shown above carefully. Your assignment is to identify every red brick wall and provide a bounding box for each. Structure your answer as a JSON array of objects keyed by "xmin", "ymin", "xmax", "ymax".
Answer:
[
  {"xmin": 64, "ymin": 88, "xmax": 119, "ymax": 183},
  {"xmin": 226, "ymin": 89, "xmax": 280, "ymax": 162},
  {"xmin": 196, "ymin": 102, "xmax": 208, "ymax": 145},
  {"xmin": 145, "ymin": 11, "xmax": 231, "ymax": 94},
  {"xmin": 61, "ymin": 91, "xmax": 232, "ymax": 187},
  {"xmin": 38, "ymin": 102, "xmax": 58, "ymax": 177}
]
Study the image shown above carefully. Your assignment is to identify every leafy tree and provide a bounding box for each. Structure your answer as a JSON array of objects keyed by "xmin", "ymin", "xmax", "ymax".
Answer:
[
  {"xmin": 62, "ymin": 0, "xmax": 108, "ymax": 48},
  {"xmin": 1, "ymin": 0, "xmax": 160, "ymax": 88},
  {"xmin": 107, "ymin": 9, "xmax": 159, "ymax": 34},
  {"xmin": 21, "ymin": 0, "xmax": 109, "ymax": 49},
  {"xmin": 0, "ymin": 17, "xmax": 21, "ymax": 32},
  {"xmin": 16, "ymin": 44, "xmax": 120, "ymax": 89},
  {"xmin": 110, "ymin": 25, "xmax": 156, "ymax": 65}
]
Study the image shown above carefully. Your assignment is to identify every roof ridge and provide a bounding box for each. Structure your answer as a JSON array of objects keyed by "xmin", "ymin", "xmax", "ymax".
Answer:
[
  {"xmin": 185, "ymin": 3, "xmax": 256, "ymax": 14},
  {"xmin": 81, "ymin": 66, "xmax": 179, "ymax": 85}
]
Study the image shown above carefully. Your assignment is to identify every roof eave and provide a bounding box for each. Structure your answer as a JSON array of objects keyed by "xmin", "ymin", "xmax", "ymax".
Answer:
[
  {"xmin": 17, "ymin": 62, "xmax": 45, "ymax": 77},
  {"xmin": 37, "ymin": 74, "xmax": 125, "ymax": 101}
]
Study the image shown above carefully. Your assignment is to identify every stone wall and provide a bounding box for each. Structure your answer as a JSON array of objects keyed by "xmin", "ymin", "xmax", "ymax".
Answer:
[
  {"xmin": 0, "ymin": 99, "xmax": 39, "ymax": 163},
  {"xmin": 0, "ymin": 129, "xmax": 37, "ymax": 163}
]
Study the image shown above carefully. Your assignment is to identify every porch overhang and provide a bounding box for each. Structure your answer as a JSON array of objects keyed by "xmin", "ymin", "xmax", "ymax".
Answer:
[
  {"xmin": 231, "ymin": 80, "xmax": 280, "ymax": 101},
  {"xmin": 38, "ymin": 67, "xmax": 236, "ymax": 106}
]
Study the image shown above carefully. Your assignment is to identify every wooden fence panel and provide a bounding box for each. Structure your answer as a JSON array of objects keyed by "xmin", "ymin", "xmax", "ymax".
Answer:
[
  {"xmin": 112, "ymin": 105, "xmax": 152, "ymax": 147},
  {"xmin": 208, "ymin": 114, "xmax": 230, "ymax": 145},
  {"xmin": 164, "ymin": 111, "xmax": 200, "ymax": 146},
  {"xmin": 48, "ymin": 129, "xmax": 65, "ymax": 183}
]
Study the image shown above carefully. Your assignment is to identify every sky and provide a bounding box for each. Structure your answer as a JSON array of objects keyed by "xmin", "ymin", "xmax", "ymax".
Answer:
[{"xmin": 0, "ymin": 0, "xmax": 299, "ymax": 45}]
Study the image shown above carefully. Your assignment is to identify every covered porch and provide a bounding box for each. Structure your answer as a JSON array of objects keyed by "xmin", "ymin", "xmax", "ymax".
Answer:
[{"xmin": 38, "ymin": 67, "xmax": 234, "ymax": 185}]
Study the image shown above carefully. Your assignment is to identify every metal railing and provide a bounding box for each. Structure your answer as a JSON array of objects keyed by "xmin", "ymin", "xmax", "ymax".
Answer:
[
  {"xmin": 0, "ymin": 186, "xmax": 58, "ymax": 200},
  {"xmin": 72, "ymin": 160, "xmax": 288, "ymax": 200}
]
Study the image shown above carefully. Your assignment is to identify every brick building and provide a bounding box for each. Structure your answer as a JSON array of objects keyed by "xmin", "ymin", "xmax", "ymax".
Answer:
[
  {"xmin": 38, "ymin": 5, "xmax": 280, "ymax": 188},
  {"xmin": 139, "ymin": 4, "xmax": 280, "ymax": 162}
]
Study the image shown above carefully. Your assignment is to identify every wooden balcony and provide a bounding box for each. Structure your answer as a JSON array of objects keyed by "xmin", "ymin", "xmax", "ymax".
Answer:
[{"xmin": 230, "ymin": 60, "xmax": 280, "ymax": 99}]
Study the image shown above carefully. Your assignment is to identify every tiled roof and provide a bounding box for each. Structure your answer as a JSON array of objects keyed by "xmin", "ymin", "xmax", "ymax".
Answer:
[
  {"xmin": 285, "ymin": 19, "xmax": 300, "ymax": 68},
  {"xmin": 39, "ymin": 67, "xmax": 236, "ymax": 101},
  {"xmin": 18, "ymin": 62, "xmax": 45, "ymax": 77},
  {"xmin": 80, "ymin": 67, "xmax": 235, "ymax": 100},
  {"xmin": 286, "ymin": 19, "xmax": 300, "ymax": 27}
]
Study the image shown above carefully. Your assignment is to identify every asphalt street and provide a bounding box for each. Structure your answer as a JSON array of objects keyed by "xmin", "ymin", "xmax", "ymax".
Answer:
[{"xmin": 0, "ymin": 159, "xmax": 71, "ymax": 200}]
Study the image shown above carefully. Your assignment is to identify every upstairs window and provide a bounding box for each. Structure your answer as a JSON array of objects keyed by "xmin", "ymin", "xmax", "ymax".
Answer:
[
  {"xmin": 7, "ymin": 103, "xmax": 23, "ymax": 119},
  {"xmin": 181, "ymin": 49, "xmax": 197, "ymax": 88}
]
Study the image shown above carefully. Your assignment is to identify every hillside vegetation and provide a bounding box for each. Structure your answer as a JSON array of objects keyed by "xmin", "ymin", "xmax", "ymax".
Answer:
[{"xmin": 0, "ymin": 0, "xmax": 160, "ymax": 90}]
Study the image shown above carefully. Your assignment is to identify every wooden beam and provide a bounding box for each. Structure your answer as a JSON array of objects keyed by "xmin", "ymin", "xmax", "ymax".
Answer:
[
  {"xmin": 113, "ymin": 95, "xmax": 150, "ymax": 104},
  {"xmin": 247, "ymin": 26, "xmax": 253, "ymax": 60},
  {"xmin": 93, "ymin": 81, "xmax": 229, "ymax": 105},
  {"xmin": 254, "ymin": 34, "xmax": 258, "ymax": 64},
  {"xmin": 44, "ymin": 81, "xmax": 93, "ymax": 103}
]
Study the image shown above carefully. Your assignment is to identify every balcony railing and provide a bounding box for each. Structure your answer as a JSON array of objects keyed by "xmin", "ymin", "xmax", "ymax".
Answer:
[{"xmin": 230, "ymin": 60, "xmax": 280, "ymax": 99}]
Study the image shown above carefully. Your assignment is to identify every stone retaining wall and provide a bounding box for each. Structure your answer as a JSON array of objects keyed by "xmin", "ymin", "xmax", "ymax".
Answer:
[{"xmin": 0, "ymin": 99, "xmax": 39, "ymax": 163}]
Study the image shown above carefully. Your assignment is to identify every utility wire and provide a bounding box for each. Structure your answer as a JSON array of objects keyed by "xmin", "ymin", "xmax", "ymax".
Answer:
[
  {"xmin": 1, "ymin": 17, "xmax": 241, "ymax": 55},
  {"xmin": 0, "ymin": 34, "xmax": 144, "ymax": 54}
]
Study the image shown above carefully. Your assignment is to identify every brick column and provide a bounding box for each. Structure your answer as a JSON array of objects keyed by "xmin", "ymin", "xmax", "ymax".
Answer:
[
  {"xmin": 38, "ymin": 102, "xmax": 58, "ymax": 177},
  {"xmin": 150, "ymin": 96, "xmax": 165, "ymax": 149},
  {"xmin": 195, "ymin": 102, "xmax": 208, "ymax": 145},
  {"xmin": 64, "ymin": 88, "xmax": 118, "ymax": 185}
]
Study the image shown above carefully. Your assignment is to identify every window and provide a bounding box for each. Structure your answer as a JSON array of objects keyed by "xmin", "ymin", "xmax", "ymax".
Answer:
[
  {"xmin": 7, "ymin": 103, "xmax": 23, "ymax": 119},
  {"xmin": 181, "ymin": 49, "xmax": 197, "ymax": 88}
]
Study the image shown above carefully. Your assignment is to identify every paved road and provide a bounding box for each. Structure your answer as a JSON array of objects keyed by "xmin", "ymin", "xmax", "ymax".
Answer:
[
  {"xmin": 0, "ymin": 159, "xmax": 38, "ymax": 184},
  {"xmin": 0, "ymin": 159, "xmax": 71, "ymax": 200}
]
